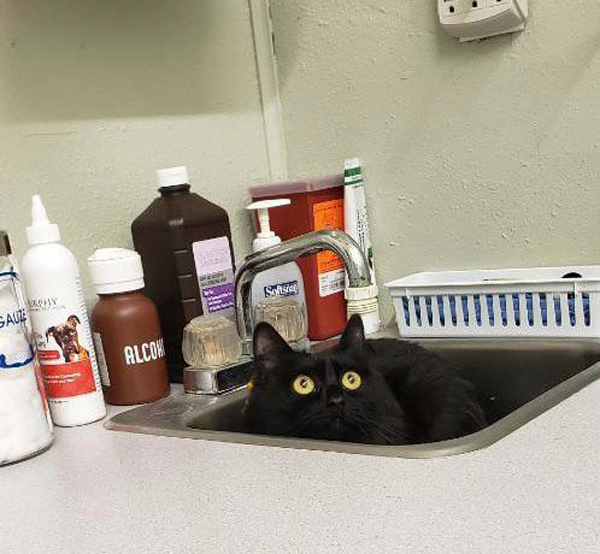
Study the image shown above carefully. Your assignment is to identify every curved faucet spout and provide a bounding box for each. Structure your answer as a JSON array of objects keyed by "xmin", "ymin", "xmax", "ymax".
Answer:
[{"xmin": 235, "ymin": 229, "xmax": 371, "ymax": 354}]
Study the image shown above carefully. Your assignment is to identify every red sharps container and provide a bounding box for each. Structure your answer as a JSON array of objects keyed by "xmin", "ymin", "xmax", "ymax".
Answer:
[{"xmin": 250, "ymin": 175, "xmax": 346, "ymax": 340}]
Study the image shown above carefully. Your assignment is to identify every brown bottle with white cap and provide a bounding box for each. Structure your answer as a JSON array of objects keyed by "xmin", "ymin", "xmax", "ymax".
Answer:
[
  {"xmin": 88, "ymin": 248, "xmax": 169, "ymax": 405},
  {"xmin": 131, "ymin": 166, "xmax": 236, "ymax": 383}
]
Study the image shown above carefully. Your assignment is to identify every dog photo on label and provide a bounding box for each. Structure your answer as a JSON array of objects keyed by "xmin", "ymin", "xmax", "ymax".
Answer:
[{"xmin": 46, "ymin": 315, "xmax": 90, "ymax": 363}]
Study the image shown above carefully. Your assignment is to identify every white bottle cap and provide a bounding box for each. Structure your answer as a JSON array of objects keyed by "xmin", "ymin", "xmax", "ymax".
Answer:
[
  {"xmin": 87, "ymin": 248, "xmax": 145, "ymax": 295},
  {"xmin": 246, "ymin": 199, "xmax": 290, "ymax": 252},
  {"xmin": 26, "ymin": 195, "xmax": 61, "ymax": 245},
  {"xmin": 344, "ymin": 157, "xmax": 361, "ymax": 171},
  {"xmin": 157, "ymin": 166, "xmax": 189, "ymax": 188}
]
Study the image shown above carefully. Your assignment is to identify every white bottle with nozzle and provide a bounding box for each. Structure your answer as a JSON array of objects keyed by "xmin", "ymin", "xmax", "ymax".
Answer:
[
  {"xmin": 247, "ymin": 199, "xmax": 308, "ymax": 329},
  {"xmin": 21, "ymin": 195, "xmax": 106, "ymax": 427},
  {"xmin": 343, "ymin": 158, "xmax": 381, "ymax": 335}
]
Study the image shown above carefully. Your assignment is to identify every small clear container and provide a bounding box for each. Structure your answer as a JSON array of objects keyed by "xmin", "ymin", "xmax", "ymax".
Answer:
[
  {"xmin": 0, "ymin": 231, "xmax": 53, "ymax": 466},
  {"xmin": 254, "ymin": 296, "xmax": 309, "ymax": 350},
  {"xmin": 182, "ymin": 315, "xmax": 242, "ymax": 368}
]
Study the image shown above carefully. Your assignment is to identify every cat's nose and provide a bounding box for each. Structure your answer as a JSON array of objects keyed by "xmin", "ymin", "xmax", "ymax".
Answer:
[
  {"xmin": 328, "ymin": 395, "xmax": 343, "ymax": 406},
  {"xmin": 327, "ymin": 386, "xmax": 343, "ymax": 405}
]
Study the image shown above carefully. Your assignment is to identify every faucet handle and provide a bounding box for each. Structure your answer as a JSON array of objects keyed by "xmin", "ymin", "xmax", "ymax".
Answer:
[
  {"xmin": 254, "ymin": 296, "xmax": 309, "ymax": 351},
  {"xmin": 182, "ymin": 315, "xmax": 242, "ymax": 368}
]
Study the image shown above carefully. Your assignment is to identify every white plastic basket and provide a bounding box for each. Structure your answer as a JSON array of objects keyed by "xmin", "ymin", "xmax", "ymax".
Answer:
[{"xmin": 384, "ymin": 266, "xmax": 600, "ymax": 339}]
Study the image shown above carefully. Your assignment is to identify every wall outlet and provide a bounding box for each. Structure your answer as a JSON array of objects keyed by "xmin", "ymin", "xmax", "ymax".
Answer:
[{"xmin": 438, "ymin": 0, "xmax": 528, "ymax": 42}]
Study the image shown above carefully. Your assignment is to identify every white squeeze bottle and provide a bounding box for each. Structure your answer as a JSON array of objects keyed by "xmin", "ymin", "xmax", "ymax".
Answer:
[
  {"xmin": 247, "ymin": 199, "xmax": 307, "ymax": 315},
  {"xmin": 21, "ymin": 195, "xmax": 106, "ymax": 426},
  {"xmin": 343, "ymin": 158, "xmax": 381, "ymax": 334}
]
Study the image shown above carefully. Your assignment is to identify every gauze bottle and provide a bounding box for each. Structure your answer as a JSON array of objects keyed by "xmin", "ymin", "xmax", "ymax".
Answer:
[{"xmin": 0, "ymin": 231, "xmax": 53, "ymax": 465}]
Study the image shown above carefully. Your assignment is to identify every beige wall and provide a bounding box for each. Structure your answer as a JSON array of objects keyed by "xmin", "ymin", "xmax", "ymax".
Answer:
[
  {"xmin": 4, "ymin": 1, "xmax": 600, "ymax": 322},
  {"xmin": 0, "ymin": 0, "xmax": 268, "ymax": 299},
  {"xmin": 270, "ymin": 1, "xmax": 600, "ymax": 319}
]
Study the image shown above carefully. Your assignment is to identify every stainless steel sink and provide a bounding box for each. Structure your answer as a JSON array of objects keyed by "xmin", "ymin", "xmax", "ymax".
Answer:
[{"xmin": 106, "ymin": 339, "xmax": 600, "ymax": 458}]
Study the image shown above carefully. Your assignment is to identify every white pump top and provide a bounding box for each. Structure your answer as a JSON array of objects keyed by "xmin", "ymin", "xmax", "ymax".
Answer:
[
  {"xmin": 26, "ymin": 195, "xmax": 61, "ymax": 245},
  {"xmin": 246, "ymin": 198, "xmax": 291, "ymax": 252}
]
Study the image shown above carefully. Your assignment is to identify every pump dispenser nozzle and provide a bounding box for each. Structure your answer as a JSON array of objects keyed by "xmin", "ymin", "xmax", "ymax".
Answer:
[
  {"xmin": 246, "ymin": 199, "xmax": 291, "ymax": 252},
  {"xmin": 26, "ymin": 195, "xmax": 61, "ymax": 245}
]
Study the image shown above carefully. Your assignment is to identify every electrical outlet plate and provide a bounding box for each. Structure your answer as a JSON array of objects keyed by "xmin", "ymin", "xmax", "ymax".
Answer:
[{"xmin": 438, "ymin": 0, "xmax": 528, "ymax": 42}]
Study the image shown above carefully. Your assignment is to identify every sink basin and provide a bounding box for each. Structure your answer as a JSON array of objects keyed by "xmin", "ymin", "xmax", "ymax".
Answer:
[{"xmin": 106, "ymin": 339, "xmax": 600, "ymax": 458}]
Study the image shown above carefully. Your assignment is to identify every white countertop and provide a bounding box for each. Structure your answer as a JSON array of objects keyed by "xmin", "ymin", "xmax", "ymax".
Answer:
[{"xmin": 2, "ymin": 380, "xmax": 600, "ymax": 554}]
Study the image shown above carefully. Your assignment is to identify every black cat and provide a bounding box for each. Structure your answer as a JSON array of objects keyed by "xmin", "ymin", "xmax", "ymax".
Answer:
[{"xmin": 245, "ymin": 315, "xmax": 486, "ymax": 445}]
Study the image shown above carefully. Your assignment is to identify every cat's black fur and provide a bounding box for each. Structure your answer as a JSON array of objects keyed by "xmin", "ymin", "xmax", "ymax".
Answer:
[{"xmin": 245, "ymin": 315, "xmax": 486, "ymax": 445}]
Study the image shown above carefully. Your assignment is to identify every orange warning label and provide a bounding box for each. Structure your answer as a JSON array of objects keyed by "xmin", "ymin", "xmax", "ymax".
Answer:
[{"xmin": 313, "ymin": 199, "xmax": 345, "ymax": 274}]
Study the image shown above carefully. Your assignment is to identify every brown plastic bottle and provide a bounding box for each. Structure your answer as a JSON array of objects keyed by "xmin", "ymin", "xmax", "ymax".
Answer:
[
  {"xmin": 88, "ymin": 249, "xmax": 170, "ymax": 405},
  {"xmin": 131, "ymin": 167, "xmax": 235, "ymax": 382}
]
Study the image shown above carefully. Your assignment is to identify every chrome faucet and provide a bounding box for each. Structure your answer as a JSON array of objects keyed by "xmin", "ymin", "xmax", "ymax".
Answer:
[{"xmin": 235, "ymin": 229, "xmax": 372, "ymax": 354}]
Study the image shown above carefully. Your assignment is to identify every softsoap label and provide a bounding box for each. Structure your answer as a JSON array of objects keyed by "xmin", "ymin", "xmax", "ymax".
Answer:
[
  {"xmin": 192, "ymin": 236, "xmax": 235, "ymax": 316},
  {"xmin": 264, "ymin": 280, "xmax": 300, "ymax": 298}
]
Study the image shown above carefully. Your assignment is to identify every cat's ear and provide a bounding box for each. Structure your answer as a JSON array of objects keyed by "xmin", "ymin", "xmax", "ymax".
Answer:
[
  {"xmin": 339, "ymin": 314, "xmax": 366, "ymax": 350},
  {"xmin": 253, "ymin": 322, "xmax": 293, "ymax": 360}
]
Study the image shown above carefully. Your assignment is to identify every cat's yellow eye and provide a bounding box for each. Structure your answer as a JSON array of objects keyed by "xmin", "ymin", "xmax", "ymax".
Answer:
[
  {"xmin": 292, "ymin": 375, "xmax": 315, "ymax": 396},
  {"xmin": 341, "ymin": 371, "xmax": 362, "ymax": 391}
]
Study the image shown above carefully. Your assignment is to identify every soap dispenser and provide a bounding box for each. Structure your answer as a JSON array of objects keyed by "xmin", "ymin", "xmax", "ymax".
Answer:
[{"xmin": 247, "ymin": 199, "xmax": 308, "ymax": 335}]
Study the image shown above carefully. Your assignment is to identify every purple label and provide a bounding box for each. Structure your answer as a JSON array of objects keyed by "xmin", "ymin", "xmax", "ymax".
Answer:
[
  {"xmin": 193, "ymin": 236, "xmax": 235, "ymax": 316},
  {"xmin": 202, "ymin": 283, "xmax": 235, "ymax": 314}
]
